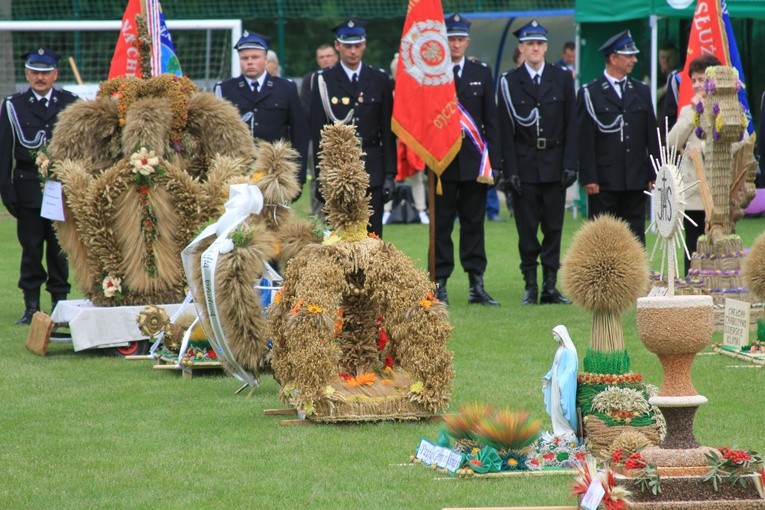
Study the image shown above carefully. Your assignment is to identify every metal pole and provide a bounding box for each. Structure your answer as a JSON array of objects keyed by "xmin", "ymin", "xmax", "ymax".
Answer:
[{"xmin": 277, "ymin": 0, "xmax": 286, "ymax": 74}]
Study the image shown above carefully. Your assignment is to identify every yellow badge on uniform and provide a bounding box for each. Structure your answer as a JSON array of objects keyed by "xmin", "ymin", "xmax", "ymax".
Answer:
[{"xmin": 341, "ymin": 97, "xmax": 350, "ymax": 105}]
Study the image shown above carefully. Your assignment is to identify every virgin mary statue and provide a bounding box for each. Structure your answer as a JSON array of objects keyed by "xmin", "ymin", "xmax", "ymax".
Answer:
[{"xmin": 542, "ymin": 324, "xmax": 578, "ymax": 438}]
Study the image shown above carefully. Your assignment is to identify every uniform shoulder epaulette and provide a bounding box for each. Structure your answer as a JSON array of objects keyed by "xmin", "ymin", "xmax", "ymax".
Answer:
[
  {"xmin": 59, "ymin": 88, "xmax": 78, "ymax": 99},
  {"xmin": 468, "ymin": 57, "xmax": 487, "ymax": 67},
  {"xmin": 365, "ymin": 64, "xmax": 387, "ymax": 76},
  {"xmin": 316, "ymin": 69, "xmax": 325, "ymax": 75}
]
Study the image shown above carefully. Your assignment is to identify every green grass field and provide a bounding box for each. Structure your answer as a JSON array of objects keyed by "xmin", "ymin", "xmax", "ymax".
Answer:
[{"xmin": 1, "ymin": 204, "xmax": 764, "ymax": 509}]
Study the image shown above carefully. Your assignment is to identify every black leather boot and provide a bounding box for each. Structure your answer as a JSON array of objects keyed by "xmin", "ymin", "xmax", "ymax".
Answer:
[
  {"xmin": 16, "ymin": 289, "xmax": 40, "ymax": 325},
  {"xmin": 540, "ymin": 267, "xmax": 571, "ymax": 305},
  {"xmin": 51, "ymin": 293, "xmax": 67, "ymax": 313},
  {"xmin": 468, "ymin": 273, "xmax": 499, "ymax": 306},
  {"xmin": 521, "ymin": 269, "xmax": 538, "ymax": 305},
  {"xmin": 434, "ymin": 278, "xmax": 449, "ymax": 305}
]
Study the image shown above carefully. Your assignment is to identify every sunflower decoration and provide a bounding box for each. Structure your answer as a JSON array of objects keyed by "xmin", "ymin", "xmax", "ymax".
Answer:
[
  {"xmin": 268, "ymin": 123, "xmax": 453, "ymax": 421},
  {"xmin": 137, "ymin": 304, "xmax": 171, "ymax": 338},
  {"xmin": 443, "ymin": 402, "xmax": 495, "ymax": 453}
]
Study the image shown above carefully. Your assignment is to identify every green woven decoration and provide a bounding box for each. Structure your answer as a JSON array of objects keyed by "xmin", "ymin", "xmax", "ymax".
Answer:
[{"xmin": 582, "ymin": 348, "xmax": 632, "ymax": 374}]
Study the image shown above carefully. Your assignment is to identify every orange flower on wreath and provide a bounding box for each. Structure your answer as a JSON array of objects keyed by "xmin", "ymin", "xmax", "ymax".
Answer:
[
  {"xmin": 290, "ymin": 299, "xmax": 304, "ymax": 315},
  {"xmin": 346, "ymin": 373, "xmax": 377, "ymax": 387}
]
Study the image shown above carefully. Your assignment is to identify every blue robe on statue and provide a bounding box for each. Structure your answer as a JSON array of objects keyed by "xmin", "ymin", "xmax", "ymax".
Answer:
[{"xmin": 542, "ymin": 346, "xmax": 578, "ymax": 435}]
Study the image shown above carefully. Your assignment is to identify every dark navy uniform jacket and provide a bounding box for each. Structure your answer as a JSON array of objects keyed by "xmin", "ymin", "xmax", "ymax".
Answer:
[
  {"xmin": 0, "ymin": 88, "xmax": 77, "ymax": 209},
  {"xmin": 577, "ymin": 75, "xmax": 659, "ymax": 191},
  {"xmin": 498, "ymin": 63, "xmax": 577, "ymax": 184},
  {"xmin": 441, "ymin": 58, "xmax": 500, "ymax": 182},
  {"xmin": 215, "ymin": 73, "xmax": 309, "ymax": 184},
  {"xmin": 308, "ymin": 62, "xmax": 395, "ymax": 188}
]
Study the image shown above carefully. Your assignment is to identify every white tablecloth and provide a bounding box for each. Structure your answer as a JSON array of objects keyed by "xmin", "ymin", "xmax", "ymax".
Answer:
[{"xmin": 51, "ymin": 299, "xmax": 184, "ymax": 352}]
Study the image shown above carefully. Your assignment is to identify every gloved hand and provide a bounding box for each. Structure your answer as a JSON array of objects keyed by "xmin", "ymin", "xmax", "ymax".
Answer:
[
  {"xmin": 382, "ymin": 176, "xmax": 396, "ymax": 203},
  {"xmin": 561, "ymin": 169, "xmax": 577, "ymax": 190},
  {"xmin": 508, "ymin": 175, "xmax": 523, "ymax": 195},
  {"xmin": 4, "ymin": 202, "xmax": 17, "ymax": 219},
  {"xmin": 314, "ymin": 182, "xmax": 325, "ymax": 204},
  {"xmin": 491, "ymin": 169, "xmax": 502, "ymax": 188}
]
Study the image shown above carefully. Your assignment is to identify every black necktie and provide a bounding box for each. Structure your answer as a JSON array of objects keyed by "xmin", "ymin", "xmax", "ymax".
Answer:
[
  {"xmin": 617, "ymin": 79, "xmax": 625, "ymax": 98},
  {"xmin": 453, "ymin": 65, "xmax": 460, "ymax": 88},
  {"xmin": 533, "ymin": 74, "xmax": 541, "ymax": 86},
  {"xmin": 39, "ymin": 97, "xmax": 47, "ymax": 108},
  {"xmin": 251, "ymin": 81, "xmax": 259, "ymax": 97},
  {"xmin": 351, "ymin": 72, "xmax": 358, "ymax": 94}
]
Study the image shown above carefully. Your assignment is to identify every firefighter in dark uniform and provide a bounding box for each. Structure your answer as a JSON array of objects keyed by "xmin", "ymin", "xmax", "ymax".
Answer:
[
  {"xmin": 0, "ymin": 48, "xmax": 78, "ymax": 324},
  {"xmin": 309, "ymin": 19, "xmax": 396, "ymax": 238},
  {"xmin": 214, "ymin": 32, "xmax": 309, "ymax": 189},
  {"xmin": 577, "ymin": 30, "xmax": 659, "ymax": 245},
  {"xmin": 498, "ymin": 20, "xmax": 577, "ymax": 306},
  {"xmin": 432, "ymin": 13, "xmax": 501, "ymax": 306}
]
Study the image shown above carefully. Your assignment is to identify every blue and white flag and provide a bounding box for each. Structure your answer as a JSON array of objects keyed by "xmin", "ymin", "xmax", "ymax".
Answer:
[{"xmin": 146, "ymin": 0, "xmax": 182, "ymax": 76}]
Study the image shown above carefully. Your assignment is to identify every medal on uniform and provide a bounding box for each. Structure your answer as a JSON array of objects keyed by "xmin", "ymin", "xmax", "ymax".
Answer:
[
  {"xmin": 342, "ymin": 97, "xmax": 350, "ymax": 105},
  {"xmin": 331, "ymin": 97, "xmax": 338, "ymax": 105}
]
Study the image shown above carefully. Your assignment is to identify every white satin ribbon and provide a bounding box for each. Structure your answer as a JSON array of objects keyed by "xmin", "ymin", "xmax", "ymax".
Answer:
[{"xmin": 181, "ymin": 184, "xmax": 265, "ymax": 388}]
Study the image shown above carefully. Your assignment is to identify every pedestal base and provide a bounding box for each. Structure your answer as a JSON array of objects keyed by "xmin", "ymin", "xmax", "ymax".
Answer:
[
  {"xmin": 657, "ymin": 405, "xmax": 703, "ymax": 449},
  {"xmin": 616, "ymin": 472, "xmax": 763, "ymax": 508}
]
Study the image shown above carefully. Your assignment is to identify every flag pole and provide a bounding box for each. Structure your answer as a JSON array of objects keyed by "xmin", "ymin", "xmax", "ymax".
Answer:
[{"xmin": 428, "ymin": 169, "xmax": 436, "ymax": 283}]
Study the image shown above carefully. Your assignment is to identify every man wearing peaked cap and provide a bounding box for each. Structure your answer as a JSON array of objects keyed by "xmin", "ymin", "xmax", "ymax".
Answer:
[
  {"xmin": 444, "ymin": 13, "xmax": 470, "ymax": 36},
  {"xmin": 0, "ymin": 48, "xmax": 78, "ymax": 324},
  {"xmin": 214, "ymin": 31, "xmax": 308, "ymax": 193},
  {"xmin": 498, "ymin": 20, "xmax": 577, "ymax": 306},
  {"xmin": 332, "ymin": 18, "xmax": 367, "ymax": 44},
  {"xmin": 576, "ymin": 29, "xmax": 659, "ymax": 245},
  {"xmin": 309, "ymin": 18, "xmax": 396, "ymax": 238},
  {"xmin": 431, "ymin": 13, "xmax": 501, "ymax": 307}
]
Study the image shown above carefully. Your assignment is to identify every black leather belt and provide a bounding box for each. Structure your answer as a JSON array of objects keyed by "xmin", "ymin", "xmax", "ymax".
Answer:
[{"xmin": 520, "ymin": 138, "xmax": 563, "ymax": 149}]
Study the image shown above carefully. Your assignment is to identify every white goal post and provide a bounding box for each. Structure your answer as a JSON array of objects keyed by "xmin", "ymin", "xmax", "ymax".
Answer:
[{"xmin": 0, "ymin": 19, "xmax": 242, "ymax": 89}]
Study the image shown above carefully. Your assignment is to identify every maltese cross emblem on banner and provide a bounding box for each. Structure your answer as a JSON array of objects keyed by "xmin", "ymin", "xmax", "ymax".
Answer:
[{"xmin": 400, "ymin": 21, "xmax": 451, "ymax": 86}]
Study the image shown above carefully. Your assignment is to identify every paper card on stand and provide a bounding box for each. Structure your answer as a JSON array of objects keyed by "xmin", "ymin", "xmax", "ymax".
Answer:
[
  {"xmin": 434, "ymin": 446, "xmax": 452, "ymax": 468},
  {"xmin": 724, "ymin": 298, "xmax": 750, "ymax": 348},
  {"xmin": 416, "ymin": 439, "xmax": 437, "ymax": 465},
  {"xmin": 444, "ymin": 450, "xmax": 465, "ymax": 476},
  {"xmin": 41, "ymin": 180, "xmax": 65, "ymax": 221},
  {"xmin": 580, "ymin": 479, "xmax": 605, "ymax": 510}
]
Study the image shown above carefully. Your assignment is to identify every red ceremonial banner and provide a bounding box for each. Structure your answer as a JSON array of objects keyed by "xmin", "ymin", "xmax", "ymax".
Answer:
[
  {"xmin": 677, "ymin": 0, "xmax": 729, "ymax": 113},
  {"xmin": 108, "ymin": 0, "xmax": 144, "ymax": 79},
  {"xmin": 392, "ymin": 0, "xmax": 461, "ymax": 176}
]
